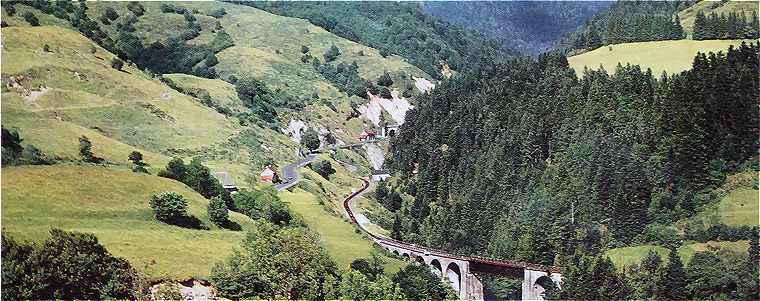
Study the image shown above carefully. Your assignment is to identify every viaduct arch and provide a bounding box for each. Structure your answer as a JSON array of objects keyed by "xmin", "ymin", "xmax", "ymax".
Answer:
[{"xmin": 344, "ymin": 178, "xmax": 563, "ymax": 300}]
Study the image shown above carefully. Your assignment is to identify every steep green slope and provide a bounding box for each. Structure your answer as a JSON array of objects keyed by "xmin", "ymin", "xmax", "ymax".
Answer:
[
  {"xmin": 1, "ymin": 165, "xmax": 257, "ymax": 280},
  {"xmin": 567, "ymin": 39, "xmax": 756, "ymax": 75}
]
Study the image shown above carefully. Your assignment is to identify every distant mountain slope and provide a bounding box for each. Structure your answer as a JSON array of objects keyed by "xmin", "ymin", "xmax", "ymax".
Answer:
[
  {"xmin": 420, "ymin": 1, "xmax": 613, "ymax": 56},
  {"xmin": 245, "ymin": 1, "xmax": 513, "ymax": 78}
]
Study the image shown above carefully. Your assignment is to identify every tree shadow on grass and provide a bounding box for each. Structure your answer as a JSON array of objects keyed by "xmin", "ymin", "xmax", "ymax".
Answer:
[
  {"xmin": 165, "ymin": 215, "xmax": 209, "ymax": 230},
  {"xmin": 218, "ymin": 220, "xmax": 242, "ymax": 231}
]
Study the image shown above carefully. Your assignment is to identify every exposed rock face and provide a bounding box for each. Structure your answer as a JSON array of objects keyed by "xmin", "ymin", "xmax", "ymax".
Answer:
[
  {"xmin": 359, "ymin": 90, "xmax": 414, "ymax": 126},
  {"xmin": 283, "ymin": 119, "xmax": 307, "ymax": 142},
  {"xmin": 150, "ymin": 280, "xmax": 216, "ymax": 301},
  {"xmin": 413, "ymin": 76, "xmax": 436, "ymax": 93}
]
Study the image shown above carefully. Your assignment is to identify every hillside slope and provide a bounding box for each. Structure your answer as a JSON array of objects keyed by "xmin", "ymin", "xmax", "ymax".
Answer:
[
  {"xmin": 568, "ymin": 39, "xmax": 756, "ymax": 75},
  {"xmin": 1, "ymin": 165, "xmax": 257, "ymax": 279}
]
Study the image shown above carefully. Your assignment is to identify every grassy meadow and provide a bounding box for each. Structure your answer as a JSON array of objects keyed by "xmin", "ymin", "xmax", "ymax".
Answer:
[
  {"xmin": 1, "ymin": 165, "xmax": 257, "ymax": 280},
  {"xmin": 280, "ymin": 188, "xmax": 404, "ymax": 273},
  {"xmin": 568, "ymin": 39, "xmax": 758, "ymax": 76}
]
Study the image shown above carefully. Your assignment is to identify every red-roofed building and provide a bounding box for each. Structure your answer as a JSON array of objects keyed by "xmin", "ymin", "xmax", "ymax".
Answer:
[
  {"xmin": 358, "ymin": 129, "xmax": 376, "ymax": 142},
  {"xmin": 260, "ymin": 165, "xmax": 279, "ymax": 183}
]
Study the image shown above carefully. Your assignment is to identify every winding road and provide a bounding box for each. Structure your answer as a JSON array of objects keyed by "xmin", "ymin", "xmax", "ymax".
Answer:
[{"xmin": 274, "ymin": 154, "xmax": 317, "ymax": 191}]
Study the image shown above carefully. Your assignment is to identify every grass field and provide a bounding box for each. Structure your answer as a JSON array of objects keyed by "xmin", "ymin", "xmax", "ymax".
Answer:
[
  {"xmin": 568, "ymin": 39, "xmax": 757, "ymax": 76},
  {"xmin": 280, "ymin": 188, "xmax": 404, "ymax": 273},
  {"xmin": 1, "ymin": 165, "xmax": 257, "ymax": 280},
  {"xmin": 606, "ymin": 240, "xmax": 749, "ymax": 269}
]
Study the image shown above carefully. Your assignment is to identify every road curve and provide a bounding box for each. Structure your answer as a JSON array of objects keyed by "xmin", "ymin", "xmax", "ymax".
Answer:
[
  {"xmin": 342, "ymin": 178, "xmax": 563, "ymax": 273},
  {"xmin": 275, "ymin": 154, "xmax": 317, "ymax": 191}
]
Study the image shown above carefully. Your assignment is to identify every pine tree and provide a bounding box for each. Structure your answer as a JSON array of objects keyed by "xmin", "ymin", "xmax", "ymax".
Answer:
[
  {"xmin": 693, "ymin": 11, "xmax": 707, "ymax": 40},
  {"xmin": 656, "ymin": 248, "xmax": 686, "ymax": 300},
  {"xmin": 672, "ymin": 15, "xmax": 684, "ymax": 39}
]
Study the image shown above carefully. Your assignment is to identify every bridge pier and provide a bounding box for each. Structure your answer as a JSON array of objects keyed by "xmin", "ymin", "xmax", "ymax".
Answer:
[{"xmin": 522, "ymin": 269, "xmax": 563, "ymax": 300}]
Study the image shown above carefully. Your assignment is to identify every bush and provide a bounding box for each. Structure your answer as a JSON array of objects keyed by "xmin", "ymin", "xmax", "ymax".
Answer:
[
  {"xmin": 208, "ymin": 196, "xmax": 229, "ymax": 227},
  {"xmin": 43, "ymin": 44, "xmax": 51, "ymax": 52},
  {"xmin": 1, "ymin": 229, "xmax": 143, "ymax": 300},
  {"xmin": 23, "ymin": 12, "xmax": 39, "ymax": 26},
  {"xmin": 4, "ymin": 5, "xmax": 15, "ymax": 16},
  {"xmin": 300, "ymin": 128, "xmax": 321, "ymax": 151},
  {"xmin": 149, "ymin": 192, "xmax": 188, "ymax": 224},
  {"xmin": 21, "ymin": 145, "xmax": 53, "ymax": 165},
  {"xmin": 111, "ymin": 58, "xmax": 124, "ymax": 70},
  {"xmin": 104, "ymin": 7, "xmax": 119, "ymax": 21},
  {"xmin": 301, "ymin": 45, "xmax": 310, "ymax": 53},
  {"xmin": 324, "ymin": 44, "xmax": 340, "ymax": 62},
  {"xmin": 154, "ymin": 283, "xmax": 182, "ymax": 300},
  {"xmin": 127, "ymin": 2, "xmax": 145, "ymax": 16},
  {"xmin": 311, "ymin": 160, "xmax": 336, "ymax": 180},
  {"xmin": 377, "ymin": 71, "xmax": 393, "ymax": 87},
  {"xmin": 393, "ymin": 264, "xmax": 453, "ymax": 300},
  {"xmin": 233, "ymin": 188, "xmax": 292, "ymax": 225},
  {"xmin": 79, "ymin": 135, "xmax": 102, "ymax": 163},
  {"xmin": 208, "ymin": 8, "xmax": 227, "ymax": 18}
]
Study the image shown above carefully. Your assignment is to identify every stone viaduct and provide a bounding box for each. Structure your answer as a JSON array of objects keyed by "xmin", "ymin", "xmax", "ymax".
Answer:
[{"xmin": 344, "ymin": 179, "xmax": 563, "ymax": 300}]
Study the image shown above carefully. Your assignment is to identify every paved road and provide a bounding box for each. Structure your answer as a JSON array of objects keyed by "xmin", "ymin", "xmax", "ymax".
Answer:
[
  {"xmin": 275, "ymin": 154, "xmax": 317, "ymax": 191},
  {"xmin": 274, "ymin": 140, "xmax": 379, "ymax": 191}
]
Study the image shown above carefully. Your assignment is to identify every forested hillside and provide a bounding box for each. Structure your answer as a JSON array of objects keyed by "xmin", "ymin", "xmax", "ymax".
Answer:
[
  {"xmin": 557, "ymin": 1, "xmax": 691, "ymax": 54},
  {"xmin": 388, "ymin": 43, "xmax": 759, "ymax": 299},
  {"xmin": 243, "ymin": 1, "xmax": 513, "ymax": 78},
  {"xmin": 420, "ymin": 1, "xmax": 613, "ymax": 55}
]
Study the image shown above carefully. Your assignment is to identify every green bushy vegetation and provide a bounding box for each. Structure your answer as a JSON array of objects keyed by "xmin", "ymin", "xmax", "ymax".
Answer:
[{"xmin": 2, "ymin": 229, "xmax": 144, "ymax": 300}]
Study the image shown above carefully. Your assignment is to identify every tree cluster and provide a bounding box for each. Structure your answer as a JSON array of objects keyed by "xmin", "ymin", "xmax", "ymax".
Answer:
[
  {"xmin": 1, "ymin": 127, "xmax": 54, "ymax": 165},
  {"xmin": 558, "ymin": 1, "xmax": 688, "ymax": 52},
  {"xmin": 157, "ymin": 157, "xmax": 233, "ymax": 208},
  {"xmin": 312, "ymin": 59, "xmax": 376, "ymax": 98},
  {"xmin": 232, "ymin": 187, "xmax": 293, "ymax": 226},
  {"xmin": 210, "ymin": 220, "xmax": 452, "ymax": 300},
  {"xmin": 693, "ymin": 10, "xmax": 760, "ymax": 40},
  {"xmin": 310, "ymin": 160, "xmax": 336, "ymax": 180},
  {"xmin": 2, "ymin": 229, "xmax": 143, "ymax": 300}
]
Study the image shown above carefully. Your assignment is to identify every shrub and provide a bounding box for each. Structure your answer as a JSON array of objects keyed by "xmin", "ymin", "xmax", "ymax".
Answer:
[
  {"xmin": 300, "ymin": 128, "xmax": 321, "ymax": 151},
  {"xmin": 104, "ymin": 7, "xmax": 119, "ymax": 21},
  {"xmin": 301, "ymin": 45, "xmax": 310, "ymax": 53},
  {"xmin": 324, "ymin": 44, "xmax": 340, "ymax": 62},
  {"xmin": 4, "ymin": 5, "xmax": 15, "ymax": 16},
  {"xmin": 380, "ymin": 87, "xmax": 392, "ymax": 99},
  {"xmin": 111, "ymin": 58, "xmax": 124, "ymax": 70},
  {"xmin": 127, "ymin": 2, "xmax": 145, "ymax": 16},
  {"xmin": 79, "ymin": 135, "xmax": 102, "ymax": 163},
  {"xmin": 311, "ymin": 160, "xmax": 336, "ymax": 180},
  {"xmin": 149, "ymin": 192, "xmax": 188, "ymax": 224},
  {"xmin": 183, "ymin": 11, "xmax": 195, "ymax": 23},
  {"xmin": 208, "ymin": 196, "xmax": 229, "ymax": 227},
  {"xmin": 42, "ymin": 44, "xmax": 51, "ymax": 52},
  {"xmin": 208, "ymin": 8, "xmax": 226, "ymax": 18},
  {"xmin": 21, "ymin": 145, "xmax": 53, "ymax": 165},
  {"xmin": 1, "ymin": 229, "xmax": 143, "ymax": 300},
  {"xmin": 154, "ymin": 283, "xmax": 182, "ymax": 300},
  {"xmin": 23, "ymin": 12, "xmax": 39, "ymax": 26},
  {"xmin": 377, "ymin": 71, "xmax": 393, "ymax": 87},
  {"xmin": 89, "ymin": 44, "xmax": 97, "ymax": 54},
  {"xmin": 160, "ymin": 3, "xmax": 176, "ymax": 13},
  {"xmin": 1, "ymin": 21, "xmax": 7, "ymax": 28}
]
